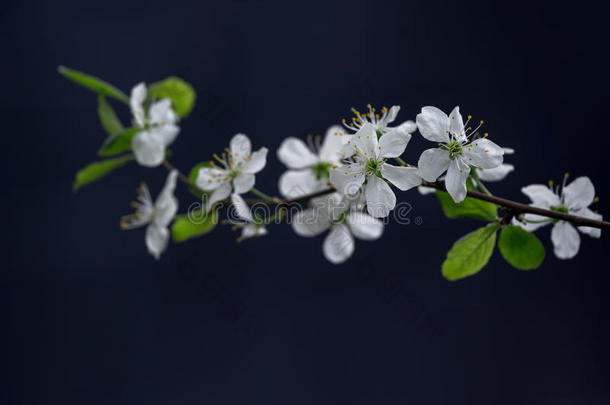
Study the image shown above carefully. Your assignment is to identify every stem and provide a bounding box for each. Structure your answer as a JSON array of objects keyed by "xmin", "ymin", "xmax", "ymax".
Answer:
[
  {"xmin": 250, "ymin": 187, "xmax": 275, "ymax": 202},
  {"xmin": 162, "ymin": 160, "xmax": 610, "ymax": 230},
  {"xmin": 394, "ymin": 157, "xmax": 407, "ymax": 166},
  {"xmin": 470, "ymin": 170, "xmax": 492, "ymax": 196}
]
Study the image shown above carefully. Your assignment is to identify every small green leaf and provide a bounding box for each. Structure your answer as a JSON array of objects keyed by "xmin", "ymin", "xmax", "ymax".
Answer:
[
  {"xmin": 97, "ymin": 95, "xmax": 124, "ymax": 136},
  {"xmin": 172, "ymin": 209, "xmax": 218, "ymax": 243},
  {"xmin": 498, "ymin": 226, "xmax": 545, "ymax": 270},
  {"xmin": 148, "ymin": 76, "xmax": 196, "ymax": 117},
  {"xmin": 187, "ymin": 161, "xmax": 212, "ymax": 198},
  {"xmin": 435, "ymin": 182, "xmax": 497, "ymax": 221},
  {"xmin": 442, "ymin": 223, "xmax": 499, "ymax": 281},
  {"xmin": 73, "ymin": 155, "xmax": 134, "ymax": 191},
  {"xmin": 58, "ymin": 66, "xmax": 129, "ymax": 104},
  {"xmin": 98, "ymin": 127, "xmax": 139, "ymax": 157}
]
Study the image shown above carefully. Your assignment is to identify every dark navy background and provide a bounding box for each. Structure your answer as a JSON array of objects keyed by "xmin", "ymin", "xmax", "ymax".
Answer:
[{"xmin": 4, "ymin": 0, "xmax": 610, "ymax": 403}]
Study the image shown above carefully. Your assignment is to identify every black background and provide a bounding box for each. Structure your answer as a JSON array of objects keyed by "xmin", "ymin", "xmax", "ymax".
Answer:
[{"xmin": 4, "ymin": 0, "xmax": 610, "ymax": 403}]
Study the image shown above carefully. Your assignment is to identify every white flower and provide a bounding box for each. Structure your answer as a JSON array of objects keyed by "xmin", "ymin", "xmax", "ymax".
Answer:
[
  {"xmin": 417, "ymin": 147, "xmax": 515, "ymax": 195},
  {"xmin": 196, "ymin": 134, "xmax": 268, "ymax": 212},
  {"xmin": 515, "ymin": 175, "xmax": 602, "ymax": 259},
  {"xmin": 130, "ymin": 83, "xmax": 180, "ymax": 167},
  {"xmin": 230, "ymin": 193, "xmax": 267, "ymax": 241},
  {"xmin": 416, "ymin": 106, "xmax": 504, "ymax": 203},
  {"xmin": 292, "ymin": 192, "xmax": 383, "ymax": 264},
  {"xmin": 277, "ymin": 126, "xmax": 348, "ymax": 198},
  {"xmin": 329, "ymin": 123, "xmax": 421, "ymax": 218},
  {"xmin": 120, "ymin": 170, "xmax": 179, "ymax": 259},
  {"xmin": 477, "ymin": 147, "xmax": 515, "ymax": 182},
  {"xmin": 342, "ymin": 104, "xmax": 417, "ymax": 134}
]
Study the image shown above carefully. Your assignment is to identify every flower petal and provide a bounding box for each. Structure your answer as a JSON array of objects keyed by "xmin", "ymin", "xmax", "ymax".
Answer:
[
  {"xmin": 445, "ymin": 158, "xmax": 470, "ymax": 203},
  {"xmin": 206, "ymin": 182, "xmax": 232, "ymax": 212},
  {"xmin": 322, "ymin": 224, "xmax": 355, "ymax": 264},
  {"xmin": 145, "ymin": 224, "xmax": 169, "ymax": 260},
  {"xmin": 551, "ymin": 221, "xmax": 581, "ymax": 259},
  {"xmin": 278, "ymin": 169, "xmax": 325, "ymax": 198},
  {"xmin": 242, "ymin": 147, "xmax": 268, "ymax": 174},
  {"xmin": 476, "ymin": 164, "xmax": 514, "ymax": 182},
  {"xmin": 574, "ymin": 207, "xmax": 602, "ymax": 238},
  {"xmin": 319, "ymin": 125, "xmax": 349, "ymax": 164},
  {"xmin": 277, "ymin": 137, "xmax": 319, "ymax": 169},
  {"xmin": 153, "ymin": 170, "xmax": 179, "ymax": 228},
  {"xmin": 132, "ymin": 130, "xmax": 166, "ymax": 167},
  {"xmin": 448, "ymin": 106, "xmax": 466, "ymax": 142},
  {"xmin": 196, "ymin": 167, "xmax": 230, "ymax": 191},
  {"xmin": 417, "ymin": 185, "xmax": 437, "ymax": 195},
  {"xmin": 329, "ymin": 165, "xmax": 366, "ymax": 196},
  {"xmin": 417, "ymin": 148, "xmax": 451, "ymax": 182},
  {"xmin": 380, "ymin": 163, "xmax": 421, "ymax": 191},
  {"xmin": 231, "ymin": 193, "xmax": 253, "ymax": 222},
  {"xmin": 521, "ymin": 185, "xmax": 559, "ymax": 208},
  {"xmin": 348, "ymin": 123, "xmax": 378, "ymax": 160},
  {"xmin": 149, "ymin": 99, "xmax": 177, "ymax": 126},
  {"xmin": 292, "ymin": 208, "xmax": 331, "ymax": 237},
  {"xmin": 365, "ymin": 175, "xmax": 396, "ymax": 218},
  {"xmin": 377, "ymin": 105, "xmax": 400, "ymax": 129},
  {"xmin": 462, "ymin": 138, "xmax": 504, "ymax": 169},
  {"xmin": 346, "ymin": 212, "xmax": 383, "ymax": 241},
  {"xmin": 241, "ymin": 224, "xmax": 266, "ymax": 239},
  {"xmin": 378, "ymin": 126, "xmax": 412, "ymax": 158},
  {"xmin": 154, "ymin": 124, "xmax": 180, "ymax": 146},
  {"xmin": 233, "ymin": 172, "xmax": 255, "ymax": 194},
  {"xmin": 416, "ymin": 106, "xmax": 450, "ymax": 143},
  {"xmin": 130, "ymin": 82, "xmax": 147, "ymax": 128},
  {"xmin": 563, "ymin": 176, "xmax": 595, "ymax": 211},
  {"xmin": 230, "ymin": 133, "xmax": 251, "ymax": 167}
]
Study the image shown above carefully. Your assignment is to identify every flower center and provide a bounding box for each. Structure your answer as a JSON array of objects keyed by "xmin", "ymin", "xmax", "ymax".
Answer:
[
  {"xmin": 442, "ymin": 140, "xmax": 463, "ymax": 159},
  {"xmin": 342, "ymin": 104, "xmax": 391, "ymax": 132},
  {"xmin": 312, "ymin": 161, "xmax": 332, "ymax": 180},
  {"xmin": 365, "ymin": 158, "xmax": 383, "ymax": 177}
]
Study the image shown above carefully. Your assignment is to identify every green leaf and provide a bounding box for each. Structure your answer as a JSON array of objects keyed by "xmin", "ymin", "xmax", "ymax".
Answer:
[
  {"xmin": 187, "ymin": 161, "xmax": 212, "ymax": 198},
  {"xmin": 498, "ymin": 226, "xmax": 545, "ymax": 270},
  {"xmin": 442, "ymin": 223, "xmax": 499, "ymax": 281},
  {"xmin": 58, "ymin": 66, "xmax": 129, "ymax": 104},
  {"xmin": 148, "ymin": 76, "xmax": 196, "ymax": 117},
  {"xmin": 97, "ymin": 95, "xmax": 124, "ymax": 136},
  {"xmin": 172, "ymin": 209, "xmax": 218, "ymax": 243},
  {"xmin": 73, "ymin": 155, "xmax": 134, "ymax": 191},
  {"xmin": 98, "ymin": 127, "xmax": 139, "ymax": 157},
  {"xmin": 435, "ymin": 182, "xmax": 497, "ymax": 221}
]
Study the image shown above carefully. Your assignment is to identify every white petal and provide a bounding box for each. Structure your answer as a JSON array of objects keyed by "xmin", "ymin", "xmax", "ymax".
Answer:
[
  {"xmin": 329, "ymin": 166, "xmax": 366, "ymax": 196},
  {"xmin": 574, "ymin": 207, "xmax": 602, "ymax": 238},
  {"xmin": 503, "ymin": 147, "xmax": 515, "ymax": 154},
  {"xmin": 462, "ymin": 138, "xmax": 504, "ymax": 169},
  {"xmin": 145, "ymin": 224, "xmax": 169, "ymax": 260},
  {"xmin": 378, "ymin": 126, "xmax": 412, "ymax": 158},
  {"xmin": 417, "ymin": 185, "xmax": 437, "ymax": 195},
  {"xmin": 153, "ymin": 170, "xmax": 179, "ymax": 228},
  {"xmin": 563, "ymin": 176, "xmax": 595, "ymax": 211},
  {"xmin": 348, "ymin": 123, "xmax": 378, "ymax": 160},
  {"xmin": 242, "ymin": 147, "xmax": 268, "ymax": 174},
  {"xmin": 154, "ymin": 124, "xmax": 180, "ymax": 146},
  {"xmin": 346, "ymin": 212, "xmax": 383, "ymax": 241},
  {"xmin": 319, "ymin": 125, "xmax": 349, "ymax": 164},
  {"xmin": 417, "ymin": 148, "xmax": 451, "ymax": 182},
  {"xmin": 196, "ymin": 167, "xmax": 230, "ymax": 191},
  {"xmin": 229, "ymin": 133, "xmax": 251, "ymax": 167},
  {"xmin": 132, "ymin": 130, "xmax": 165, "ymax": 167},
  {"xmin": 521, "ymin": 185, "xmax": 559, "ymax": 208},
  {"xmin": 322, "ymin": 224, "xmax": 355, "ymax": 264},
  {"xmin": 378, "ymin": 105, "xmax": 400, "ymax": 128},
  {"xmin": 130, "ymin": 82, "xmax": 147, "ymax": 128},
  {"xmin": 149, "ymin": 99, "xmax": 177, "ymax": 126},
  {"xmin": 365, "ymin": 175, "xmax": 396, "ymax": 218},
  {"xmin": 416, "ymin": 106, "xmax": 450, "ymax": 143},
  {"xmin": 206, "ymin": 182, "xmax": 232, "ymax": 212},
  {"xmin": 292, "ymin": 208, "xmax": 331, "ymax": 237},
  {"xmin": 231, "ymin": 193, "xmax": 253, "ymax": 222},
  {"xmin": 241, "ymin": 224, "xmax": 266, "ymax": 239},
  {"xmin": 278, "ymin": 169, "xmax": 325, "ymax": 198},
  {"xmin": 445, "ymin": 158, "xmax": 470, "ymax": 203},
  {"xmin": 380, "ymin": 163, "xmax": 421, "ymax": 191},
  {"xmin": 476, "ymin": 164, "xmax": 514, "ymax": 182},
  {"xmin": 448, "ymin": 106, "xmax": 467, "ymax": 143},
  {"xmin": 512, "ymin": 213, "xmax": 552, "ymax": 232},
  {"xmin": 551, "ymin": 221, "xmax": 581, "ymax": 259},
  {"xmin": 277, "ymin": 137, "xmax": 319, "ymax": 169},
  {"xmin": 233, "ymin": 172, "xmax": 255, "ymax": 194}
]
